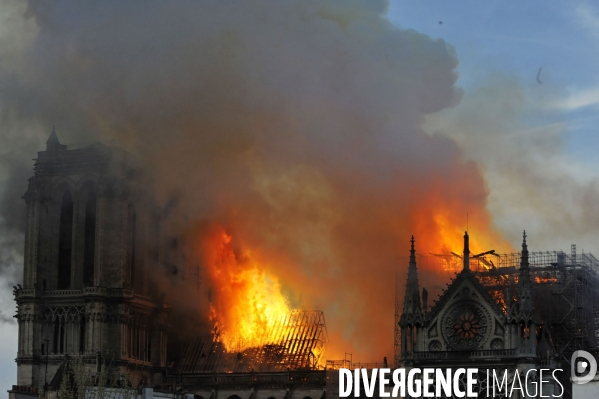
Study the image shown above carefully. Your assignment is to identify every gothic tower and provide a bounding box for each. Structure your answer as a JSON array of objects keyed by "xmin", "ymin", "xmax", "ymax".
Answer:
[
  {"xmin": 14, "ymin": 130, "xmax": 169, "ymax": 389},
  {"xmin": 399, "ymin": 236, "xmax": 424, "ymax": 364}
]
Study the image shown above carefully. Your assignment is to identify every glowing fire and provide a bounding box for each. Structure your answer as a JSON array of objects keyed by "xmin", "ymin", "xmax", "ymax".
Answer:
[
  {"xmin": 534, "ymin": 276, "xmax": 559, "ymax": 284},
  {"xmin": 203, "ymin": 228, "xmax": 292, "ymax": 352},
  {"xmin": 412, "ymin": 206, "xmax": 513, "ymax": 273}
]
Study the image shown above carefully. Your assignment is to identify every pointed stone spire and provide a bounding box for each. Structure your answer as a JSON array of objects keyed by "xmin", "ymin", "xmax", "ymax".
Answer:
[
  {"xmin": 463, "ymin": 231, "xmax": 470, "ymax": 272},
  {"xmin": 518, "ymin": 230, "xmax": 534, "ymax": 315},
  {"xmin": 409, "ymin": 235, "xmax": 416, "ymax": 264},
  {"xmin": 516, "ymin": 230, "xmax": 536, "ymax": 355},
  {"xmin": 46, "ymin": 126, "xmax": 66, "ymax": 152},
  {"xmin": 403, "ymin": 236, "xmax": 421, "ymax": 316},
  {"xmin": 521, "ymin": 230, "xmax": 529, "ymax": 268}
]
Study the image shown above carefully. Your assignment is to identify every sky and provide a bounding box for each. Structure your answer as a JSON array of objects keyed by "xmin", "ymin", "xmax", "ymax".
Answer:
[
  {"xmin": 1, "ymin": 0, "xmax": 599, "ymax": 390},
  {"xmin": 390, "ymin": 0, "xmax": 599, "ymax": 165},
  {"xmin": 389, "ymin": 1, "xmax": 599, "ymax": 251},
  {"xmin": 389, "ymin": 1, "xmax": 599, "ymax": 160}
]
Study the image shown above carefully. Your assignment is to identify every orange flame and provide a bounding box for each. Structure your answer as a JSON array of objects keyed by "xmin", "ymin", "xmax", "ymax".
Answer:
[
  {"xmin": 189, "ymin": 185, "xmax": 514, "ymax": 364},
  {"xmin": 202, "ymin": 227, "xmax": 292, "ymax": 352}
]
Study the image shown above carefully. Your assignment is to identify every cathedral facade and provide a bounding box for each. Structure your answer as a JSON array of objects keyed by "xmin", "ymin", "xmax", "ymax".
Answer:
[
  {"xmin": 14, "ymin": 130, "xmax": 170, "ymax": 388},
  {"xmin": 398, "ymin": 233, "xmax": 560, "ymax": 398}
]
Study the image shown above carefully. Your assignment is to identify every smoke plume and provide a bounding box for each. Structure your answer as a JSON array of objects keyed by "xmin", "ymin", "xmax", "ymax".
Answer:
[
  {"xmin": 424, "ymin": 73, "xmax": 599, "ymax": 253},
  {"xmin": 0, "ymin": 1, "xmax": 511, "ymax": 360}
]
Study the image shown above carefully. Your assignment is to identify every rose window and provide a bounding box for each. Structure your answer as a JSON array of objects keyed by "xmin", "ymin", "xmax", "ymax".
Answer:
[
  {"xmin": 453, "ymin": 311, "xmax": 481, "ymax": 338},
  {"xmin": 442, "ymin": 301, "xmax": 489, "ymax": 350}
]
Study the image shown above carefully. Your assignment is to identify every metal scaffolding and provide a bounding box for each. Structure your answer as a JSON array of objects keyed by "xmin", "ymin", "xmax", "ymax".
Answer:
[
  {"xmin": 472, "ymin": 249, "xmax": 599, "ymax": 361},
  {"xmin": 177, "ymin": 309, "xmax": 328, "ymax": 373}
]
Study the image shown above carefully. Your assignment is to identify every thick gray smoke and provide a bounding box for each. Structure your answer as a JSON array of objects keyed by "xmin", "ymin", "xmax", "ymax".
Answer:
[{"xmin": 0, "ymin": 0, "xmax": 509, "ymax": 360}]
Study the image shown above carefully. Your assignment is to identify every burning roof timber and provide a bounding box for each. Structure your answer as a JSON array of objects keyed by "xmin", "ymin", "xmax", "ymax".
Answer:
[{"xmin": 176, "ymin": 309, "xmax": 328, "ymax": 373}]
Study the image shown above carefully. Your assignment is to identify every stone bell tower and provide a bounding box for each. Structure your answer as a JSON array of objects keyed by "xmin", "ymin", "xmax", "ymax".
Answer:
[{"xmin": 14, "ymin": 129, "xmax": 170, "ymax": 389}]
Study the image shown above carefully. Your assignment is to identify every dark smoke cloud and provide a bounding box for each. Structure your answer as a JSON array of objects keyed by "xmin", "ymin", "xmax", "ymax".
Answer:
[{"xmin": 0, "ymin": 1, "xmax": 508, "ymax": 359}]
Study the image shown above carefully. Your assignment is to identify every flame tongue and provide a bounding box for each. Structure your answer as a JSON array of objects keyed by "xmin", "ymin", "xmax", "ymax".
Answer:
[{"xmin": 207, "ymin": 230, "xmax": 291, "ymax": 352}]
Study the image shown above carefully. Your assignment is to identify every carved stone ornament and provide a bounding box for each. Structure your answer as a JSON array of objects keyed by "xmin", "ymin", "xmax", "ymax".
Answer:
[{"xmin": 441, "ymin": 301, "xmax": 490, "ymax": 350}]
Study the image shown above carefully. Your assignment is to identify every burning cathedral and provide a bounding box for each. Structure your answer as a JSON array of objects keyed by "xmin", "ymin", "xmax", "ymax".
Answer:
[
  {"xmin": 9, "ymin": 130, "xmax": 599, "ymax": 399},
  {"xmin": 11, "ymin": 132, "xmax": 329, "ymax": 399}
]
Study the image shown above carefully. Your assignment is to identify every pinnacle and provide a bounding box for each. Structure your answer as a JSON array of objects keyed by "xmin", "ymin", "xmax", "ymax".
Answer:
[{"xmin": 47, "ymin": 126, "xmax": 60, "ymax": 144}]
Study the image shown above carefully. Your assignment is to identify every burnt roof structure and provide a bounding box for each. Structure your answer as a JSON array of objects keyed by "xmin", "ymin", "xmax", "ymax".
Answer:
[{"xmin": 177, "ymin": 310, "xmax": 328, "ymax": 373}]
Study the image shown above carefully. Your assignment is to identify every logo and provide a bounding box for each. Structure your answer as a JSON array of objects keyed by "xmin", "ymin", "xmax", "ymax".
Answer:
[
  {"xmin": 571, "ymin": 350, "xmax": 597, "ymax": 385},
  {"xmin": 338, "ymin": 367, "xmax": 565, "ymax": 397}
]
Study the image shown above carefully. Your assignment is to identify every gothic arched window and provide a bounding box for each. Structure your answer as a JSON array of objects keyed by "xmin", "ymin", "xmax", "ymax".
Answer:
[
  {"xmin": 58, "ymin": 190, "xmax": 74, "ymax": 289},
  {"xmin": 83, "ymin": 189, "xmax": 97, "ymax": 286}
]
